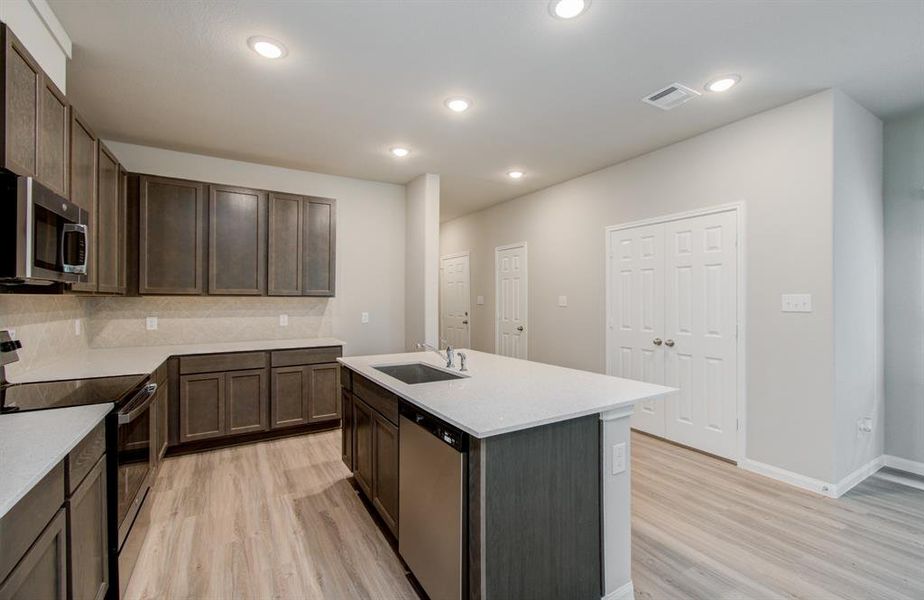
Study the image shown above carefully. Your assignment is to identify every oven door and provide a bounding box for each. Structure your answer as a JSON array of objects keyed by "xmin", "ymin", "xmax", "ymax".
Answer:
[
  {"xmin": 19, "ymin": 177, "xmax": 88, "ymax": 283},
  {"xmin": 116, "ymin": 382, "xmax": 156, "ymax": 547}
]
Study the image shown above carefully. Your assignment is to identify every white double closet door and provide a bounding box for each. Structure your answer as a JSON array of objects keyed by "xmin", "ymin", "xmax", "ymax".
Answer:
[{"xmin": 608, "ymin": 210, "xmax": 738, "ymax": 460}]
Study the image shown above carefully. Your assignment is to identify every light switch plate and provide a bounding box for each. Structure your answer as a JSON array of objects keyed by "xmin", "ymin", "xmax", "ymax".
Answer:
[
  {"xmin": 476, "ymin": 295, "xmax": 485, "ymax": 305},
  {"xmin": 612, "ymin": 443, "xmax": 627, "ymax": 475},
  {"xmin": 361, "ymin": 312, "xmax": 370, "ymax": 324},
  {"xmin": 558, "ymin": 295, "xmax": 568, "ymax": 307},
  {"xmin": 781, "ymin": 294, "xmax": 813, "ymax": 313},
  {"xmin": 74, "ymin": 319, "xmax": 82, "ymax": 336},
  {"xmin": 146, "ymin": 317, "xmax": 158, "ymax": 331},
  {"xmin": 279, "ymin": 314, "xmax": 289, "ymax": 327}
]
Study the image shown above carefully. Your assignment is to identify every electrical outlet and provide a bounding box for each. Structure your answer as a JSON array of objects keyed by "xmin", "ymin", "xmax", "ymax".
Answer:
[
  {"xmin": 612, "ymin": 442, "xmax": 627, "ymax": 475},
  {"xmin": 146, "ymin": 317, "xmax": 158, "ymax": 331},
  {"xmin": 279, "ymin": 314, "xmax": 289, "ymax": 327},
  {"xmin": 361, "ymin": 312, "xmax": 370, "ymax": 324},
  {"xmin": 476, "ymin": 295, "xmax": 485, "ymax": 305},
  {"xmin": 781, "ymin": 294, "xmax": 813, "ymax": 312},
  {"xmin": 74, "ymin": 319, "xmax": 82, "ymax": 336},
  {"xmin": 558, "ymin": 295, "xmax": 568, "ymax": 307},
  {"xmin": 8, "ymin": 329, "xmax": 15, "ymax": 340},
  {"xmin": 857, "ymin": 417, "xmax": 873, "ymax": 434}
]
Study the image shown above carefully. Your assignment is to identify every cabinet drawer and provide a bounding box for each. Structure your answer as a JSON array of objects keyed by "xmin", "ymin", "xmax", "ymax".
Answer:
[
  {"xmin": 66, "ymin": 422, "xmax": 105, "ymax": 495},
  {"xmin": 340, "ymin": 365, "xmax": 352, "ymax": 391},
  {"xmin": 353, "ymin": 374, "xmax": 399, "ymax": 426},
  {"xmin": 270, "ymin": 347, "xmax": 342, "ymax": 367},
  {"xmin": 179, "ymin": 352, "xmax": 266, "ymax": 375},
  {"xmin": 0, "ymin": 461, "xmax": 64, "ymax": 583}
]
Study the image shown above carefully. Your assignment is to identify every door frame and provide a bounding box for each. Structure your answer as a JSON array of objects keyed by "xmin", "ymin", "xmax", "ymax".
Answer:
[
  {"xmin": 494, "ymin": 241, "xmax": 529, "ymax": 359},
  {"xmin": 439, "ymin": 250, "xmax": 472, "ymax": 348},
  {"xmin": 604, "ymin": 202, "xmax": 746, "ymax": 463}
]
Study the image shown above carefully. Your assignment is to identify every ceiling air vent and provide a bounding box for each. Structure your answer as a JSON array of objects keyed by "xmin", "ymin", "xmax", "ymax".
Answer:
[{"xmin": 642, "ymin": 83, "xmax": 701, "ymax": 111}]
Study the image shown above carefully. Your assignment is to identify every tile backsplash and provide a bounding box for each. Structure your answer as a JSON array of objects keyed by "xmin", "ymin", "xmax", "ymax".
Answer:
[
  {"xmin": 86, "ymin": 296, "xmax": 335, "ymax": 347},
  {"xmin": 0, "ymin": 295, "xmax": 90, "ymax": 378}
]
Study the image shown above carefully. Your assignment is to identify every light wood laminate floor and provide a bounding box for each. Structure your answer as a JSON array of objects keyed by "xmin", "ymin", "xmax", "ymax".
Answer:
[{"xmin": 126, "ymin": 430, "xmax": 924, "ymax": 600}]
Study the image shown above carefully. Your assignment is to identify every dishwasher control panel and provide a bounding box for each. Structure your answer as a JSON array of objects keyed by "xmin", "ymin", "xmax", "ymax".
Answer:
[{"xmin": 399, "ymin": 401, "xmax": 468, "ymax": 452}]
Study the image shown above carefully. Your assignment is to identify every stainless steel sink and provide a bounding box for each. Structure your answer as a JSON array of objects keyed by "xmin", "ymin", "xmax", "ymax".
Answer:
[{"xmin": 373, "ymin": 363, "xmax": 465, "ymax": 384}]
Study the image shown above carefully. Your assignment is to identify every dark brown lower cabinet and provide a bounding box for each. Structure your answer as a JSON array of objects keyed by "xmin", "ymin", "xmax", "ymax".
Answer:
[
  {"xmin": 0, "ymin": 509, "xmax": 67, "ymax": 600},
  {"xmin": 352, "ymin": 398, "xmax": 374, "ymax": 498},
  {"xmin": 155, "ymin": 382, "xmax": 168, "ymax": 460},
  {"xmin": 67, "ymin": 458, "xmax": 108, "ymax": 600},
  {"xmin": 341, "ymin": 390, "xmax": 353, "ymax": 471},
  {"xmin": 226, "ymin": 369, "xmax": 268, "ymax": 435},
  {"xmin": 372, "ymin": 413, "xmax": 399, "ymax": 536},
  {"xmin": 270, "ymin": 363, "xmax": 340, "ymax": 430},
  {"xmin": 307, "ymin": 364, "xmax": 340, "ymax": 422}
]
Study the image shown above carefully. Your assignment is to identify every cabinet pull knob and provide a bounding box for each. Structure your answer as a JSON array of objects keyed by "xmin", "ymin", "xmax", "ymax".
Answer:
[
  {"xmin": 653, "ymin": 338, "xmax": 662, "ymax": 346},
  {"xmin": 665, "ymin": 339, "xmax": 675, "ymax": 347}
]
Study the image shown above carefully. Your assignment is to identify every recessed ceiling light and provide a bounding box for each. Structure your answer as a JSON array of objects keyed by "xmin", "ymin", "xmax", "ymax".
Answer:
[
  {"xmin": 549, "ymin": 0, "xmax": 590, "ymax": 19},
  {"xmin": 247, "ymin": 36, "xmax": 287, "ymax": 59},
  {"xmin": 445, "ymin": 97, "xmax": 472, "ymax": 113},
  {"xmin": 507, "ymin": 170, "xmax": 525, "ymax": 179},
  {"xmin": 390, "ymin": 147, "xmax": 410, "ymax": 158},
  {"xmin": 705, "ymin": 74, "xmax": 741, "ymax": 93}
]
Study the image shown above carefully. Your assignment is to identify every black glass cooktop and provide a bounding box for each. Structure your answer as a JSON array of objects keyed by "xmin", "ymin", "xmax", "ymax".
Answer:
[{"xmin": 0, "ymin": 374, "xmax": 146, "ymax": 413}]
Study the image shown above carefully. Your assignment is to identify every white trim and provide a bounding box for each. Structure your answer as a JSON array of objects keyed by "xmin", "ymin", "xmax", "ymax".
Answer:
[
  {"xmin": 440, "ymin": 250, "xmax": 470, "ymax": 261},
  {"xmin": 739, "ymin": 459, "xmax": 839, "ymax": 497},
  {"xmin": 600, "ymin": 404, "xmax": 636, "ymax": 421},
  {"xmin": 28, "ymin": 0, "xmax": 72, "ymax": 58},
  {"xmin": 832, "ymin": 456, "xmax": 885, "ymax": 497},
  {"xmin": 604, "ymin": 202, "xmax": 747, "ymax": 463},
  {"xmin": 494, "ymin": 242, "xmax": 528, "ymax": 359},
  {"xmin": 602, "ymin": 580, "xmax": 634, "ymax": 600},
  {"xmin": 884, "ymin": 454, "xmax": 924, "ymax": 477}
]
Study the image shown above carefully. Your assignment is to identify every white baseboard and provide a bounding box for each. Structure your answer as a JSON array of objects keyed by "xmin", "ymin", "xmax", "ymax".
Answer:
[
  {"xmin": 741, "ymin": 456, "xmax": 887, "ymax": 498},
  {"xmin": 739, "ymin": 459, "xmax": 839, "ymax": 497},
  {"xmin": 832, "ymin": 456, "xmax": 885, "ymax": 497},
  {"xmin": 602, "ymin": 580, "xmax": 634, "ymax": 600},
  {"xmin": 884, "ymin": 455, "xmax": 924, "ymax": 477}
]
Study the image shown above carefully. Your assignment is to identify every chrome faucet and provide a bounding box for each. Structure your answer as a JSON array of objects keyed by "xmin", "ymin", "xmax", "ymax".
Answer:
[
  {"xmin": 458, "ymin": 351, "xmax": 467, "ymax": 372},
  {"xmin": 417, "ymin": 341, "xmax": 455, "ymax": 369}
]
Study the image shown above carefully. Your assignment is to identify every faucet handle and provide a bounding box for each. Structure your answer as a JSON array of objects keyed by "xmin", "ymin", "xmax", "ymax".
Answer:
[{"xmin": 458, "ymin": 351, "xmax": 468, "ymax": 372}]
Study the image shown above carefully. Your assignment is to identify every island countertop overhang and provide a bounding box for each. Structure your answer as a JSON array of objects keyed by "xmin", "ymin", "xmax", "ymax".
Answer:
[{"xmin": 338, "ymin": 350, "xmax": 676, "ymax": 439}]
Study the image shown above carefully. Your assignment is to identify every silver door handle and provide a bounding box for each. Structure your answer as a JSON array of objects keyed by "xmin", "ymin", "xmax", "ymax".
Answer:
[
  {"xmin": 653, "ymin": 338, "xmax": 662, "ymax": 346},
  {"xmin": 665, "ymin": 339, "xmax": 675, "ymax": 347},
  {"xmin": 516, "ymin": 325, "xmax": 524, "ymax": 332}
]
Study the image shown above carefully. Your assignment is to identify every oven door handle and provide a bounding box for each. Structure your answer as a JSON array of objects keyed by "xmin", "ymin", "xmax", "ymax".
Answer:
[{"xmin": 118, "ymin": 383, "xmax": 157, "ymax": 425}]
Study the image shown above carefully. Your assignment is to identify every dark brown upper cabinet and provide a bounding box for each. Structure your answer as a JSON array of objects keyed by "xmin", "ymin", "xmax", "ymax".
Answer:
[
  {"xmin": 268, "ymin": 193, "xmax": 336, "ymax": 297},
  {"xmin": 138, "ymin": 175, "xmax": 206, "ymax": 295},
  {"xmin": 1, "ymin": 24, "xmax": 41, "ymax": 178},
  {"xmin": 69, "ymin": 111, "xmax": 98, "ymax": 293},
  {"xmin": 96, "ymin": 144, "xmax": 123, "ymax": 294},
  {"xmin": 208, "ymin": 185, "xmax": 266, "ymax": 295},
  {"xmin": 37, "ymin": 75, "xmax": 68, "ymax": 198}
]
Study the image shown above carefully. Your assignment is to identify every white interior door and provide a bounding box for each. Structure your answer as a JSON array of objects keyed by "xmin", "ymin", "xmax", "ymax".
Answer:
[
  {"xmin": 663, "ymin": 211, "xmax": 738, "ymax": 459},
  {"xmin": 607, "ymin": 209, "xmax": 739, "ymax": 460},
  {"xmin": 495, "ymin": 243, "xmax": 528, "ymax": 359},
  {"xmin": 608, "ymin": 224, "xmax": 667, "ymax": 436},
  {"xmin": 440, "ymin": 253, "xmax": 471, "ymax": 349}
]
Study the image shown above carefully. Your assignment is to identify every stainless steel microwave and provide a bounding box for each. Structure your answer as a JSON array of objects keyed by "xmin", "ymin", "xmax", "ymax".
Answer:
[{"xmin": 0, "ymin": 175, "xmax": 89, "ymax": 285}]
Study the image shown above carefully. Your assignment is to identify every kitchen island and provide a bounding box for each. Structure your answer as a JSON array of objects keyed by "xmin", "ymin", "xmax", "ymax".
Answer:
[{"xmin": 339, "ymin": 349, "xmax": 674, "ymax": 600}]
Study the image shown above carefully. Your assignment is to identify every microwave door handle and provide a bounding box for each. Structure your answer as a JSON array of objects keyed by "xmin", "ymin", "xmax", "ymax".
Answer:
[{"xmin": 118, "ymin": 383, "xmax": 157, "ymax": 425}]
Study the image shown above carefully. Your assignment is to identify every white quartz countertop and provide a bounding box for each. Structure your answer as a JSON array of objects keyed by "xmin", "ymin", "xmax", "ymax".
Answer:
[
  {"xmin": 339, "ymin": 350, "xmax": 675, "ymax": 438},
  {"xmin": 0, "ymin": 404, "xmax": 112, "ymax": 519},
  {"xmin": 11, "ymin": 337, "xmax": 345, "ymax": 384}
]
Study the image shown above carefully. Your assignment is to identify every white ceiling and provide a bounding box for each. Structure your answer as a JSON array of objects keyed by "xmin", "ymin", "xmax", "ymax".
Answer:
[{"xmin": 48, "ymin": 0, "xmax": 924, "ymax": 221}]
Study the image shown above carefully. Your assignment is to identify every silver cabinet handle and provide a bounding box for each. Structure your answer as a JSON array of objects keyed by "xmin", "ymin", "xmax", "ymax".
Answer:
[
  {"xmin": 516, "ymin": 325, "xmax": 524, "ymax": 332},
  {"xmin": 653, "ymin": 338, "xmax": 662, "ymax": 346},
  {"xmin": 665, "ymin": 339, "xmax": 675, "ymax": 347}
]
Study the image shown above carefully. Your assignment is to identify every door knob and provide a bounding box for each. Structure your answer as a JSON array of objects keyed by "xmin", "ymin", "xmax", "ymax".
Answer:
[
  {"xmin": 665, "ymin": 339, "xmax": 675, "ymax": 347},
  {"xmin": 516, "ymin": 325, "xmax": 524, "ymax": 332},
  {"xmin": 462, "ymin": 320, "xmax": 469, "ymax": 325},
  {"xmin": 652, "ymin": 338, "xmax": 662, "ymax": 346}
]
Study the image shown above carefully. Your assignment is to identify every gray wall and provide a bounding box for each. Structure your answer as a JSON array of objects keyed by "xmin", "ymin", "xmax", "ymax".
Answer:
[
  {"xmin": 884, "ymin": 107, "xmax": 924, "ymax": 466},
  {"xmin": 442, "ymin": 91, "xmax": 841, "ymax": 481}
]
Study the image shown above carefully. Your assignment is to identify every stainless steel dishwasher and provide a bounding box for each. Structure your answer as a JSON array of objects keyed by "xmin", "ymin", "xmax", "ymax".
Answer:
[{"xmin": 399, "ymin": 403, "xmax": 468, "ymax": 600}]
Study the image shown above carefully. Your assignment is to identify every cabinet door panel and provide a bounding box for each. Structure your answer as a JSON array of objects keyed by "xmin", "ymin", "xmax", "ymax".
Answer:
[
  {"xmin": 208, "ymin": 185, "xmax": 266, "ymax": 295},
  {"xmin": 0, "ymin": 509, "xmax": 66, "ymax": 600},
  {"xmin": 179, "ymin": 373, "xmax": 225, "ymax": 442},
  {"xmin": 139, "ymin": 176, "xmax": 206, "ymax": 295},
  {"xmin": 156, "ymin": 383, "xmax": 168, "ymax": 459},
  {"xmin": 270, "ymin": 366, "xmax": 308, "ymax": 429},
  {"xmin": 307, "ymin": 363, "xmax": 340, "ymax": 423},
  {"xmin": 96, "ymin": 145, "xmax": 121, "ymax": 294},
  {"xmin": 2, "ymin": 27, "xmax": 40, "ymax": 177},
  {"xmin": 372, "ymin": 413, "xmax": 399, "ymax": 536},
  {"xmin": 352, "ymin": 398, "xmax": 374, "ymax": 497},
  {"xmin": 37, "ymin": 76, "xmax": 68, "ymax": 198},
  {"xmin": 68, "ymin": 457, "xmax": 108, "ymax": 600},
  {"xmin": 267, "ymin": 192, "xmax": 302, "ymax": 296},
  {"xmin": 226, "ymin": 369, "xmax": 268, "ymax": 435},
  {"xmin": 69, "ymin": 112, "xmax": 97, "ymax": 292},
  {"xmin": 341, "ymin": 390, "xmax": 353, "ymax": 471},
  {"xmin": 303, "ymin": 198, "xmax": 336, "ymax": 296}
]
